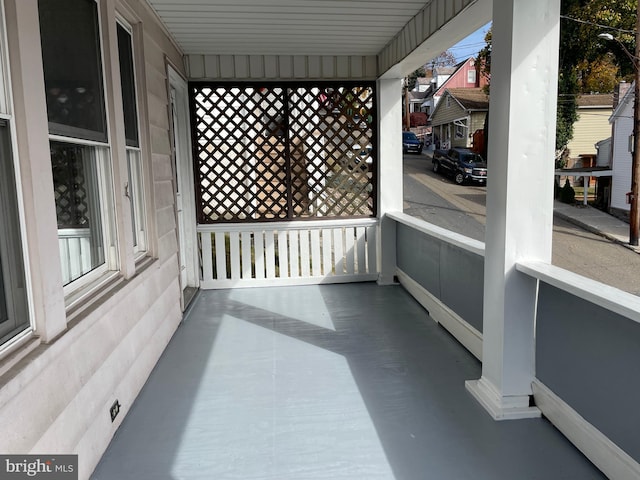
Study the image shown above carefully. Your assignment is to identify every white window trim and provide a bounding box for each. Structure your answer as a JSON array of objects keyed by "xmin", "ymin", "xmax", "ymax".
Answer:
[
  {"xmin": 468, "ymin": 69, "xmax": 477, "ymax": 84},
  {"xmin": 45, "ymin": 0, "xmax": 120, "ymax": 297},
  {"xmin": 0, "ymin": 0, "xmax": 36, "ymax": 347}
]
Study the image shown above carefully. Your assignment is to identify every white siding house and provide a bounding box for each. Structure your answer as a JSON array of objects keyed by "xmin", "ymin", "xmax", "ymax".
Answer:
[{"xmin": 609, "ymin": 84, "xmax": 634, "ymax": 213}]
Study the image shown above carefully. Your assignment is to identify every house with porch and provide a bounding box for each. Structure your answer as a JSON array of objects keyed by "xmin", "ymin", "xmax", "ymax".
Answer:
[
  {"xmin": 429, "ymin": 87, "xmax": 489, "ymax": 149},
  {"xmin": 0, "ymin": 0, "xmax": 638, "ymax": 479},
  {"xmin": 565, "ymin": 93, "xmax": 614, "ymax": 169}
]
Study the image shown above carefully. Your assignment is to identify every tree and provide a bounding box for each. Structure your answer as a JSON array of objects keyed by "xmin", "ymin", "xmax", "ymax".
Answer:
[
  {"xmin": 477, "ymin": 1, "xmax": 637, "ymax": 161},
  {"xmin": 560, "ymin": 0, "xmax": 636, "ymax": 88},
  {"xmin": 427, "ymin": 50, "xmax": 457, "ymax": 68},
  {"xmin": 476, "ymin": 28, "xmax": 492, "ymax": 93},
  {"xmin": 406, "ymin": 66, "xmax": 426, "ymax": 92}
]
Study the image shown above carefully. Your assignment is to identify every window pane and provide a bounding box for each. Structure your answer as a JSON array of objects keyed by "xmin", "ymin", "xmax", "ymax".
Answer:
[
  {"xmin": 38, "ymin": 0, "xmax": 107, "ymax": 142},
  {"xmin": 0, "ymin": 123, "xmax": 29, "ymax": 344},
  {"xmin": 51, "ymin": 141, "xmax": 108, "ymax": 285},
  {"xmin": 117, "ymin": 24, "xmax": 139, "ymax": 147}
]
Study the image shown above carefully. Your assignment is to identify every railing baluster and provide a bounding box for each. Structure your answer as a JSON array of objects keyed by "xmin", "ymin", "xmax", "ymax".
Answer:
[
  {"xmin": 277, "ymin": 230, "xmax": 288, "ymax": 278},
  {"xmin": 311, "ymin": 229, "xmax": 321, "ymax": 277},
  {"xmin": 299, "ymin": 229, "xmax": 310, "ymax": 277},
  {"xmin": 241, "ymin": 231, "xmax": 252, "ymax": 279},
  {"xmin": 367, "ymin": 225, "xmax": 377, "ymax": 275},
  {"xmin": 254, "ymin": 229, "xmax": 265, "ymax": 279},
  {"xmin": 201, "ymin": 232, "xmax": 213, "ymax": 282},
  {"xmin": 230, "ymin": 231, "xmax": 241, "ymax": 280},
  {"xmin": 215, "ymin": 231, "xmax": 227, "ymax": 280},
  {"xmin": 333, "ymin": 228, "xmax": 344, "ymax": 275},
  {"xmin": 265, "ymin": 230, "xmax": 276, "ymax": 279},
  {"xmin": 345, "ymin": 227, "xmax": 355, "ymax": 275},
  {"xmin": 356, "ymin": 226, "xmax": 366, "ymax": 274},
  {"xmin": 322, "ymin": 228, "xmax": 332, "ymax": 276}
]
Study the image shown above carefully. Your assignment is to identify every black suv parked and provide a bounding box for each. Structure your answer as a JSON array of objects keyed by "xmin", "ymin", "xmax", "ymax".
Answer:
[{"xmin": 432, "ymin": 147, "xmax": 488, "ymax": 185}]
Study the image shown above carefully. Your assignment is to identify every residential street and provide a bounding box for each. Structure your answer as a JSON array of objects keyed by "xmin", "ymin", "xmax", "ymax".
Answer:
[{"xmin": 402, "ymin": 152, "xmax": 640, "ymax": 296}]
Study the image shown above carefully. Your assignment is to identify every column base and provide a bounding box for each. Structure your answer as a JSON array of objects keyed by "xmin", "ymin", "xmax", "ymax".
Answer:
[
  {"xmin": 376, "ymin": 273, "xmax": 398, "ymax": 286},
  {"xmin": 466, "ymin": 377, "xmax": 541, "ymax": 421}
]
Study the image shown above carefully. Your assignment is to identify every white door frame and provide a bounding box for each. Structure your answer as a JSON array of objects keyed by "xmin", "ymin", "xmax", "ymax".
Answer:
[{"xmin": 167, "ymin": 65, "xmax": 198, "ymax": 292}]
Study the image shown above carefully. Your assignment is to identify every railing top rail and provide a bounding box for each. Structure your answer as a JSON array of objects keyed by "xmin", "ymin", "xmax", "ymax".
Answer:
[
  {"xmin": 386, "ymin": 211, "xmax": 485, "ymax": 257},
  {"xmin": 517, "ymin": 260, "xmax": 640, "ymax": 325},
  {"xmin": 197, "ymin": 218, "xmax": 379, "ymax": 233}
]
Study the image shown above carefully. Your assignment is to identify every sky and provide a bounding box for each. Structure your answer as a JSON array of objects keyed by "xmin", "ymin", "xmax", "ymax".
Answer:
[{"xmin": 448, "ymin": 22, "xmax": 491, "ymax": 62}]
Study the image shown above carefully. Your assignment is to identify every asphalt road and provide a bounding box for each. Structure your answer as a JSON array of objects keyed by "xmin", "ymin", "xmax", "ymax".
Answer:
[{"xmin": 403, "ymin": 152, "xmax": 640, "ymax": 296}]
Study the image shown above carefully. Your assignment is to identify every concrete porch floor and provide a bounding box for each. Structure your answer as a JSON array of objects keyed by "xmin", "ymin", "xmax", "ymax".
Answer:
[{"xmin": 92, "ymin": 283, "xmax": 605, "ymax": 479}]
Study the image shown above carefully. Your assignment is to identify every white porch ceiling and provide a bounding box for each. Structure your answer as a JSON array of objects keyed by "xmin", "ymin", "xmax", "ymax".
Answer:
[{"xmin": 146, "ymin": 0, "xmax": 432, "ymax": 56}]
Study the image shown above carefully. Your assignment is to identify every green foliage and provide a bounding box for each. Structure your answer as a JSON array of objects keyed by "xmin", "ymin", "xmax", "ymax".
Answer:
[
  {"xmin": 476, "ymin": 28, "xmax": 492, "ymax": 92},
  {"xmin": 561, "ymin": 0, "xmax": 637, "ymax": 84},
  {"xmin": 559, "ymin": 178, "xmax": 576, "ymax": 204},
  {"xmin": 406, "ymin": 67, "xmax": 426, "ymax": 91},
  {"xmin": 556, "ymin": 70, "xmax": 580, "ymax": 151}
]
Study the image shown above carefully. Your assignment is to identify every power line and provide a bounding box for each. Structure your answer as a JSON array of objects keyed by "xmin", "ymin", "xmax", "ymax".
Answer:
[{"xmin": 560, "ymin": 15, "xmax": 636, "ymax": 35}]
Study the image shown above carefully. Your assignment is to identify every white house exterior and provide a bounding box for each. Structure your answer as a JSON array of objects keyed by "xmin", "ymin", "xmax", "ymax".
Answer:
[{"xmin": 609, "ymin": 83, "xmax": 634, "ymax": 214}]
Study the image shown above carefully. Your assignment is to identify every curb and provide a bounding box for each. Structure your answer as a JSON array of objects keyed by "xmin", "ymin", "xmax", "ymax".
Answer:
[{"xmin": 553, "ymin": 209, "xmax": 640, "ymax": 255}]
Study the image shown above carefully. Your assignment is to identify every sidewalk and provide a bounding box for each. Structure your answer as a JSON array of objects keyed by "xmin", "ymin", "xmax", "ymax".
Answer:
[
  {"xmin": 553, "ymin": 201, "xmax": 640, "ymax": 254},
  {"xmin": 417, "ymin": 149, "xmax": 638, "ymax": 253}
]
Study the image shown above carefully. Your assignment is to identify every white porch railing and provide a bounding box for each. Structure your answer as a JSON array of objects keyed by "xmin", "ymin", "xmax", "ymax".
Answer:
[
  {"xmin": 58, "ymin": 228, "xmax": 92, "ymax": 285},
  {"xmin": 197, "ymin": 218, "xmax": 379, "ymax": 288}
]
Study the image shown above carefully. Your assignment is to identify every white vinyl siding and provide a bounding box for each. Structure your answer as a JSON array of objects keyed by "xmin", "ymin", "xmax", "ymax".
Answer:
[
  {"xmin": 566, "ymin": 107, "xmax": 613, "ymax": 159},
  {"xmin": 611, "ymin": 101, "xmax": 633, "ymax": 212}
]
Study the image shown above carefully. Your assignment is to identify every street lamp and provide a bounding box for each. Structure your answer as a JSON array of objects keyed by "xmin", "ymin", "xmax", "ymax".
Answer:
[{"xmin": 599, "ymin": 22, "xmax": 640, "ymax": 245}]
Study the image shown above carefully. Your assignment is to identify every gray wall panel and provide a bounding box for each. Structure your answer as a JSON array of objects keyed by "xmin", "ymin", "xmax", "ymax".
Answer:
[
  {"xmin": 536, "ymin": 282, "xmax": 640, "ymax": 463},
  {"xmin": 396, "ymin": 223, "xmax": 484, "ymax": 333},
  {"xmin": 439, "ymin": 243, "xmax": 484, "ymax": 332},
  {"xmin": 396, "ymin": 224, "xmax": 440, "ymax": 299}
]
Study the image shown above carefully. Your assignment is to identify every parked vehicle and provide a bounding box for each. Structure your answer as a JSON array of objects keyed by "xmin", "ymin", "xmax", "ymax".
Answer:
[
  {"xmin": 432, "ymin": 147, "xmax": 488, "ymax": 185},
  {"xmin": 402, "ymin": 131, "xmax": 423, "ymax": 154}
]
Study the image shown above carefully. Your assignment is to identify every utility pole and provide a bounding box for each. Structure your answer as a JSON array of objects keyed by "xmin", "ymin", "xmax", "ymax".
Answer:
[
  {"xmin": 630, "ymin": 4, "xmax": 640, "ymax": 245},
  {"xmin": 599, "ymin": 8, "xmax": 640, "ymax": 245},
  {"xmin": 404, "ymin": 80, "xmax": 411, "ymax": 130}
]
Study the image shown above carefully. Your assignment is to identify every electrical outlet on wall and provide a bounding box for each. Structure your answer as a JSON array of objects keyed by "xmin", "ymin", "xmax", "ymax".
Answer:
[{"xmin": 110, "ymin": 400, "xmax": 121, "ymax": 422}]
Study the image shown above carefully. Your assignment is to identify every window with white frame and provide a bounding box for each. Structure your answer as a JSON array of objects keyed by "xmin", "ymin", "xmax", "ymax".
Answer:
[
  {"xmin": 455, "ymin": 120, "xmax": 466, "ymax": 139},
  {"xmin": 39, "ymin": 0, "xmax": 117, "ymax": 287},
  {"xmin": 467, "ymin": 69, "xmax": 477, "ymax": 84},
  {"xmin": 117, "ymin": 21, "xmax": 146, "ymax": 255},
  {"xmin": 0, "ymin": 121, "xmax": 30, "ymax": 346}
]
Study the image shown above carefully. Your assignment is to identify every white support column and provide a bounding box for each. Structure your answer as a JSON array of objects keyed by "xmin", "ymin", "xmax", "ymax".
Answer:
[
  {"xmin": 466, "ymin": 0, "xmax": 560, "ymax": 420},
  {"xmin": 377, "ymin": 78, "xmax": 404, "ymax": 285}
]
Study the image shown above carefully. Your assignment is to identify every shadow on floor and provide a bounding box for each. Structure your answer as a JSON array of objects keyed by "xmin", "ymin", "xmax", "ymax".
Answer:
[{"xmin": 92, "ymin": 283, "xmax": 605, "ymax": 480}]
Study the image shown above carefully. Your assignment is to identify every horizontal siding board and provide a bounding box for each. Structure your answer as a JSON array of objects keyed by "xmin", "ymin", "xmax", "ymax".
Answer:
[
  {"xmin": 185, "ymin": 54, "xmax": 377, "ymax": 79},
  {"xmin": 204, "ymin": 55, "xmax": 220, "ymax": 78}
]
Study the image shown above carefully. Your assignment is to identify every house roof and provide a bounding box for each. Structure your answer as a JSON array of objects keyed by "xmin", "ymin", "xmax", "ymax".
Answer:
[
  {"xmin": 577, "ymin": 93, "xmax": 613, "ymax": 108},
  {"xmin": 428, "ymin": 87, "xmax": 488, "ymax": 123},
  {"xmin": 434, "ymin": 65, "xmax": 457, "ymax": 76},
  {"xmin": 409, "ymin": 90, "xmax": 429, "ymax": 100},
  {"xmin": 445, "ymin": 88, "xmax": 489, "ymax": 110},
  {"xmin": 434, "ymin": 58, "xmax": 474, "ymax": 96}
]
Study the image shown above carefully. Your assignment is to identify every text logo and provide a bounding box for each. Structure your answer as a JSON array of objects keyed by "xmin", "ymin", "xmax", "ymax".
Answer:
[{"xmin": 0, "ymin": 455, "xmax": 77, "ymax": 480}]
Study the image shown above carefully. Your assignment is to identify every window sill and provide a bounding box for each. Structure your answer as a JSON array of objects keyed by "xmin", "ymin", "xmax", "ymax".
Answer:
[{"xmin": 0, "ymin": 330, "xmax": 39, "ymax": 376}]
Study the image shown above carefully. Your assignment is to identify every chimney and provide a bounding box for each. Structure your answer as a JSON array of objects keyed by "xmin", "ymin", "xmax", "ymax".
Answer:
[{"xmin": 614, "ymin": 81, "xmax": 631, "ymax": 109}]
